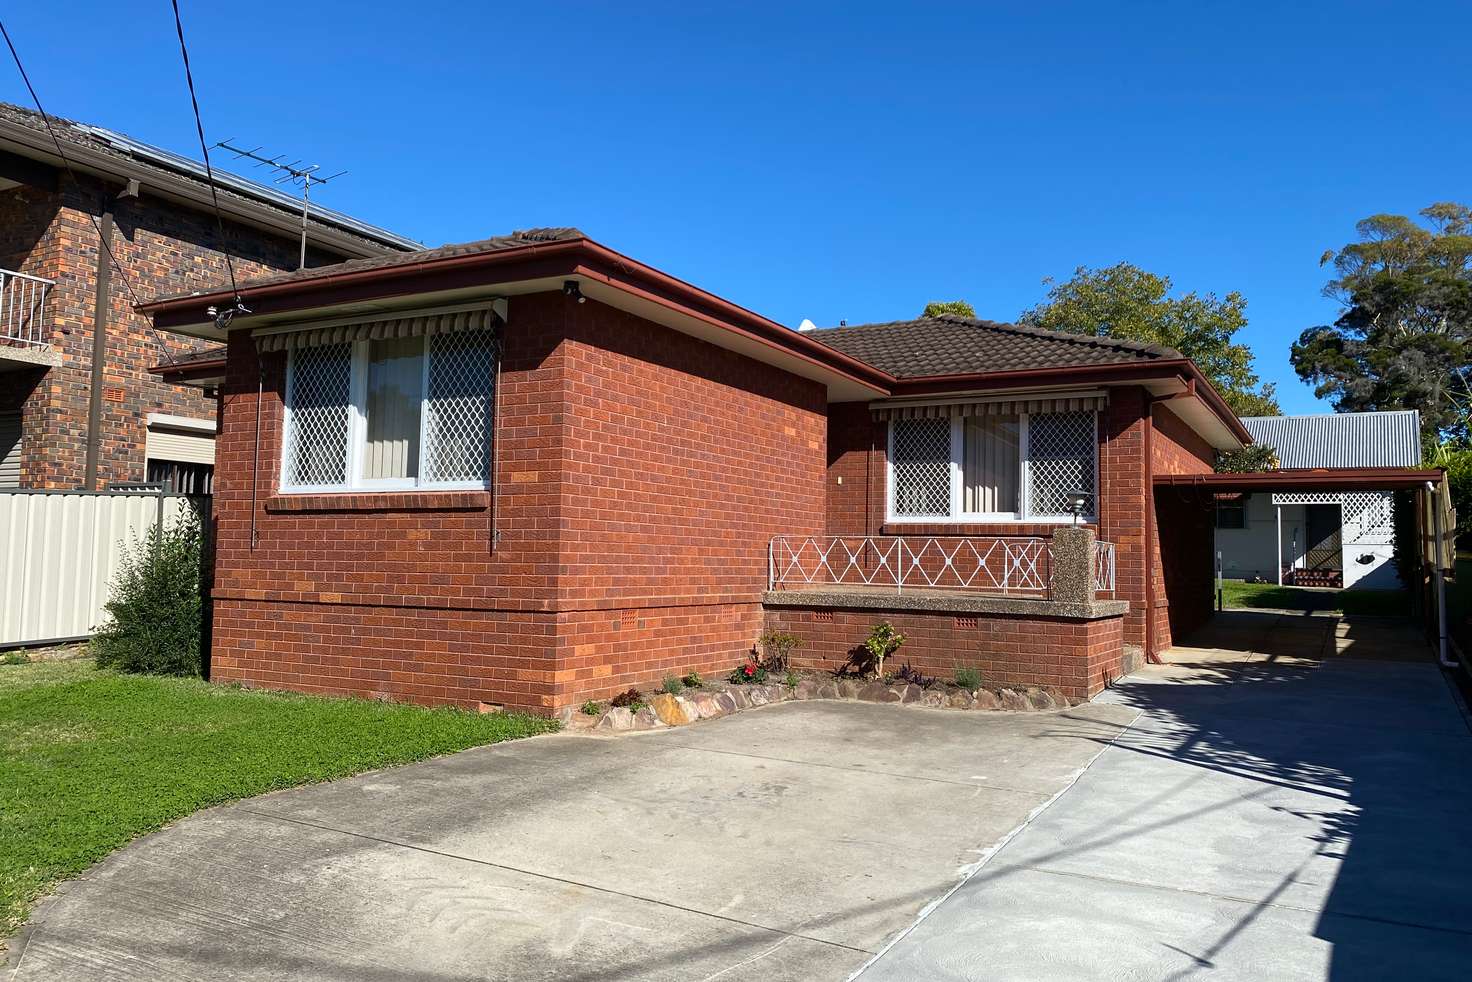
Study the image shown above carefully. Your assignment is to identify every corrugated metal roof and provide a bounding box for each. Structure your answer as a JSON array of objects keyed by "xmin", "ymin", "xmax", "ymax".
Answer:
[{"xmin": 1240, "ymin": 411, "xmax": 1422, "ymax": 468}]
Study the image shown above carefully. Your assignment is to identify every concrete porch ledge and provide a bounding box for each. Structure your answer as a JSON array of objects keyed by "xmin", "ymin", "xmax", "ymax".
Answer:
[{"xmin": 762, "ymin": 587, "xmax": 1129, "ymax": 620}]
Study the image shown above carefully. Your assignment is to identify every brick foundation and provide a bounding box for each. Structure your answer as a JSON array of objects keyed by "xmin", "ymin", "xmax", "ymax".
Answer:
[{"xmin": 764, "ymin": 603, "xmax": 1126, "ymax": 701}]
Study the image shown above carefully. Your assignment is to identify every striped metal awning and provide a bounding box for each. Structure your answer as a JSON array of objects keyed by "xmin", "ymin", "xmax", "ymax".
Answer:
[
  {"xmin": 871, "ymin": 392, "xmax": 1106, "ymax": 421},
  {"xmin": 253, "ymin": 304, "xmax": 501, "ymax": 352}
]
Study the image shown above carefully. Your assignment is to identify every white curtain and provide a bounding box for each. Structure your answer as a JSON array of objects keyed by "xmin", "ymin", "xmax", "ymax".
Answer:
[
  {"xmin": 363, "ymin": 336, "xmax": 423, "ymax": 480},
  {"xmin": 963, "ymin": 415, "xmax": 1020, "ymax": 514}
]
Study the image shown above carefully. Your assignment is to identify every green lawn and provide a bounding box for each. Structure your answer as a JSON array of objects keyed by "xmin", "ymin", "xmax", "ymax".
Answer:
[
  {"xmin": 1218, "ymin": 579, "xmax": 1411, "ymax": 617},
  {"xmin": 0, "ymin": 659, "xmax": 557, "ymax": 943}
]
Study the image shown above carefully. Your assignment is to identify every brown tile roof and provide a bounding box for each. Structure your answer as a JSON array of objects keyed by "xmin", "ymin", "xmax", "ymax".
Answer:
[
  {"xmin": 207, "ymin": 227, "xmax": 587, "ymax": 297},
  {"xmin": 807, "ymin": 315, "xmax": 1180, "ymax": 378}
]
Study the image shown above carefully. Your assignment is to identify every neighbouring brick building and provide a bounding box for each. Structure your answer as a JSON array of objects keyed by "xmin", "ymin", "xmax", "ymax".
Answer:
[
  {"xmin": 142, "ymin": 228, "xmax": 1272, "ymax": 716},
  {"xmin": 0, "ymin": 103, "xmax": 416, "ymax": 490}
]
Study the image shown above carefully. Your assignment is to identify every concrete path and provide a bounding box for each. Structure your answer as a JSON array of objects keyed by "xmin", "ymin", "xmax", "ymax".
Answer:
[
  {"xmin": 7, "ymin": 698, "xmax": 1137, "ymax": 981},
  {"xmin": 860, "ymin": 611, "xmax": 1472, "ymax": 981}
]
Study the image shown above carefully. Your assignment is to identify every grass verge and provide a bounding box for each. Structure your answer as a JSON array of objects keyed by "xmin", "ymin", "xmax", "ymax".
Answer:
[
  {"xmin": 1218, "ymin": 579, "xmax": 1411, "ymax": 617},
  {"xmin": 0, "ymin": 659, "xmax": 557, "ymax": 943}
]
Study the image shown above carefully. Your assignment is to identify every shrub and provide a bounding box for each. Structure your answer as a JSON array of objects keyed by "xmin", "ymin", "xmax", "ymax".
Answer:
[
  {"xmin": 681, "ymin": 671, "xmax": 705, "ymax": 688},
  {"xmin": 729, "ymin": 660, "xmax": 768, "ymax": 684},
  {"xmin": 609, "ymin": 688, "xmax": 643, "ymax": 709},
  {"xmin": 784, "ymin": 668, "xmax": 800, "ymax": 689},
  {"xmin": 954, "ymin": 667, "xmax": 982, "ymax": 691},
  {"xmin": 757, "ymin": 630, "xmax": 802, "ymax": 672},
  {"xmin": 894, "ymin": 661, "xmax": 936, "ymax": 688},
  {"xmin": 581, "ymin": 700, "xmax": 602, "ymax": 716},
  {"xmin": 660, "ymin": 675, "xmax": 684, "ymax": 695},
  {"xmin": 1, "ymin": 651, "xmax": 29, "ymax": 666},
  {"xmin": 91, "ymin": 509, "xmax": 206, "ymax": 677},
  {"xmin": 862, "ymin": 622, "xmax": 906, "ymax": 679}
]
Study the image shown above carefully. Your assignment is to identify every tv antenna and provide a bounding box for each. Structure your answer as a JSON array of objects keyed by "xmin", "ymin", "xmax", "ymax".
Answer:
[{"xmin": 214, "ymin": 140, "xmax": 346, "ymax": 269}]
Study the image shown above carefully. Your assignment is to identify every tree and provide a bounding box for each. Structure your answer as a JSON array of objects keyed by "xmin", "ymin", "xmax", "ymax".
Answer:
[
  {"xmin": 922, "ymin": 300, "xmax": 976, "ymax": 318},
  {"xmin": 1020, "ymin": 263, "xmax": 1279, "ymax": 417},
  {"xmin": 1290, "ymin": 203, "xmax": 1472, "ymax": 447}
]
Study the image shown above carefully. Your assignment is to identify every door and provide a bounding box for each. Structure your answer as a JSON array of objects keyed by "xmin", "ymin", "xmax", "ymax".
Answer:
[{"xmin": 1304, "ymin": 504, "xmax": 1342, "ymax": 571}]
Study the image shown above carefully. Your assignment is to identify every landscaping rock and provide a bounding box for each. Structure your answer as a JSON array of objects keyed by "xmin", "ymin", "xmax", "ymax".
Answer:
[
  {"xmin": 836, "ymin": 678, "xmax": 861, "ymax": 699},
  {"xmin": 690, "ymin": 692, "xmax": 722, "ymax": 719},
  {"xmin": 947, "ymin": 690, "xmax": 975, "ymax": 710},
  {"xmin": 650, "ymin": 693, "xmax": 694, "ymax": 726},
  {"xmin": 795, "ymin": 678, "xmax": 821, "ymax": 700},
  {"xmin": 899, "ymin": 684, "xmax": 924, "ymax": 704},
  {"xmin": 1025, "ymin": 687, "xmax": 1057, "ymax": 711},
  {"xmin": 999, "ymin": 689, "xmax": 1030, "ymax": 711},
  {"xmin": 715, "ymin": 692, "xmax": 739, "ymax": 714},
  {"xmin": 596, "ymin": 708, "xmax": 635, "ymax": 732},
  {"xmin": 564, "ymin": 710, "xmax": 601, "ymax": 730},
  {"xmin": 921, "ymin": 689, "xmax": 949, "ymax": 709},
  {"xmin": 816, "ymin": 681, "xmax": 840, "ymax": 700},
  {"xmin": 632, "ymin": 706, "xmax": 663, "ymax": 729},
  {"xmin": 973, "ymin": 689, "xmax": 1000, "ymax": 710},
  {"xmin": 748, "ymin": 686, "xmax": 771, "ymax": 707}
]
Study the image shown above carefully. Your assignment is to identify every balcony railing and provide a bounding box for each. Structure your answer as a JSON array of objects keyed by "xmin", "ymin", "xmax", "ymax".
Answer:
[
  {"xmin": 769, "ymin": 535, "xmax": 1051, "ymax": 595},
  {"xmin": 0, "ymin": 268, "xmax": 53, "ymax": 346}
]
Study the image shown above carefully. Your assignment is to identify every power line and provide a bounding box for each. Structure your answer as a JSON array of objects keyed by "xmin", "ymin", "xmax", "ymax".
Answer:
[
  {"xmin": 0, "ymin": 18, "xmax": 182, "ymax": 365},
  {"xmin": 168, "ymin": 0, "xmax": 246, "ymax": 319}
]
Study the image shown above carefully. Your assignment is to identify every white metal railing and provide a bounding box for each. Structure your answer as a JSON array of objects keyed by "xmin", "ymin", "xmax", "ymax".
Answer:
[
  {"xmin": 0, "ymin": 268, "xmax": 54, "ymax": 346},
  {"xmin": 1093, "ymin": 540, "xmax": 1117, "ymax": 595},
  {"xmin": 768, "ymin": 535, "xmax": 1050, "ymax": 595}
]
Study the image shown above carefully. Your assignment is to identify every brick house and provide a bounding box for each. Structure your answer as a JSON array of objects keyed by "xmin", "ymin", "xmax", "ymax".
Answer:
[
  {"xmin": 0, "ymin": 103, "xmax": 416, "ymax": 490},
  {"xmin": 140, "ymin": 227, "xmax": 1279, "ymax": 716}
]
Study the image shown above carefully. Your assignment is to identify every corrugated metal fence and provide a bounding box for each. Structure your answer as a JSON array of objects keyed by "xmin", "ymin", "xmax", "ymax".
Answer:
[{"xmin": 0, "ymin": 489, "xmax": 206, "ymax": 647}]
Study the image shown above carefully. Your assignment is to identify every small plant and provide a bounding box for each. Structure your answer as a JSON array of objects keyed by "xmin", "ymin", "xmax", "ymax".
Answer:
[
  {"xmin": 91, "ymin": 509, "xmax": 206, "ymax": 677},
  {"xmin": 784, "ymin": 668, "xmax": 801, "ymax": 689},
  {"xmin": 757, "ymin": 630, "xmax": 802, "ymax": 672},
  {"xmin": 580, "ymin": 700, "xmax": 603, "ymax": 716},
  {"xmin": 729, "ymin": 660, "xmax": 768, "ymax": 684},
  {"xmin": 609, "ymin": 688, "xmax": 644, "ymax": 709},
  {"xmin": 894, "ymin": 662, "xmax": 936, "ymax": 688},
  {"xmin": 862, "ymin": 621, "xmax": 906, "ymax": 679},
  {"xmin": 1, "ymin": 651, "xmax": 30, "ymax": 666},
  {"xmin": 660, "ymin": 675, "xmax": 684, "ymax": 695},
  {"xmin": 954, "ymin": 667, "xmax": 982, "ymax": 691},
  {"xmin": 681, "ymin": 671, "xmax": 705, "ymax": 688}
]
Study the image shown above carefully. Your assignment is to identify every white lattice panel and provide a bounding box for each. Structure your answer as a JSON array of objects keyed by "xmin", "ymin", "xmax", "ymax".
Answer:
[
  {"xmin": 1271, "ymin": 492, "xmax": 1342, "ymax": 506},
  {"xmin": 891, "ymin": 418, "xmax": 950, "ymax": 516},
  {"xmin": 1028, "ymin": 411, "xmax": 1095, "ymax": 516},
  {"xmin": 1342, "ymin": 492, "xmax": 1395, "ymax": 543},
  {"xmin": 283, "ymin": 343, "xmax": 351, "ymax": 487},
  {"xmin": 423, "ymin": 329, "xmax": 498, "ymax": 484}
]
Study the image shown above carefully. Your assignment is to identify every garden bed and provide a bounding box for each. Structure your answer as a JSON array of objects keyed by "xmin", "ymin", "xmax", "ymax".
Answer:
[{"xmin": 560, "ymin": 671, "xmax": 1079, "ymax": 733}]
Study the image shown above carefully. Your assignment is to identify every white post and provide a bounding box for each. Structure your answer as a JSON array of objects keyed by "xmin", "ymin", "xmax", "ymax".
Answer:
[{"xmin": 1276, "ymin": 504, "xmax": 1283, "ymax": 586}]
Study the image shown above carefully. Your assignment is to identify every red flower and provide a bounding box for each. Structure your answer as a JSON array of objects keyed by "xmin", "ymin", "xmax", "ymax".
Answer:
[{"xmin": 743, "ymin": 664, "xmax": 755, "ymax": 676}]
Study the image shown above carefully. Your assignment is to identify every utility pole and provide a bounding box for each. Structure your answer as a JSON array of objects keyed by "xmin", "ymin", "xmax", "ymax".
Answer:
[{"xmin": 213, "ymin": 141, "xmax": 346, "ymax": 270}]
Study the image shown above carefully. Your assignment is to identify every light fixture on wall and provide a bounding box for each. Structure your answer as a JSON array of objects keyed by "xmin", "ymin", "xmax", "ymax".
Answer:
[
  {"xmin": 563, "ymin": 280, "xmax": 586, "ymax": 304},
  {"xmin": 1067, "ymin": 492, "xmax": 1091, "ymax": 525}
]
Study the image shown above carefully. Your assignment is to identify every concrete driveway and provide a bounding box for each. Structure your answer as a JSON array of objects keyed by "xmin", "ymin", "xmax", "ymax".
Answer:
[
  {"xmin": 861, "ymin": 611, "xmax": 1472, "ymax": 981},
  {"xmin": 8, "ymin": 697, "xmax": 1137, "ymax": 981}
]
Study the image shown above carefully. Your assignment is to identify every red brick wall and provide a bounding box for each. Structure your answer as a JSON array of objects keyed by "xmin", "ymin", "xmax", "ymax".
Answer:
[
  {"xmin": 826, "ymin": 387, "xmax": 1155, "ymax": 649},
  {"xmin": 1152, "ymin": 403, "xmax": 1215, "ymax": 475},
  {"xmin": 765, "ymin": 605, "xmax": 1126, "ymax": 701},
  {"xmin": 210, "ymin": 292, "xmax": 828, "ymax": 714},
  {"xmin": 0, "ymin": 173, "xmax": 344, "ymax": 488}
]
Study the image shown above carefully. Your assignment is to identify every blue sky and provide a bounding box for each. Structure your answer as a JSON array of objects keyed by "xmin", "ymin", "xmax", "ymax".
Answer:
[{"xmin": 4, "ymin": 3, "xmax": 1467, "ymax": 412}]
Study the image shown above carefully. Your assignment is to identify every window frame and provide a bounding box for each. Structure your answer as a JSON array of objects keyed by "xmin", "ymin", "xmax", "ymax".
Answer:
[
  {"xmin": 886, "ymin": 412, "xmax": 1098, "ymax": 525},
  {"xmin": 280, "ymin": 335, "xmax": 492, "ymax": 495}
]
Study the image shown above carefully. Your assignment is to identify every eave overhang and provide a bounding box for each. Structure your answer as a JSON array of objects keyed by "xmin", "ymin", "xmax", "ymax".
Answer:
[
  {"xmin": 1154, "ymin": 468, "xmax": 1445, "ymax": 493},
  {"xmin": 137, "ymin": 238, "xmax": 892, "ymax": 402}
]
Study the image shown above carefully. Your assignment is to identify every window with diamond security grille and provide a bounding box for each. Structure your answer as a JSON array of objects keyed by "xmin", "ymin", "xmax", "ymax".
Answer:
[
  {"xmin": 281, "ymin": 325, "xmax": 498, "ymax": 491},
  {"xmin": 1027, "ymin": 411, "xmax": 1095, "ymax": 516},
  {"xmin": 283, "ymin": 343, "xmax": 351, "ymax": 487},
  {"xmin": 892, "ymin": 418, "xmax": 951, "ymax": 516},
  {"xmin": 423, "ymin": 329, "xmax": 497, "ymax": 483}
]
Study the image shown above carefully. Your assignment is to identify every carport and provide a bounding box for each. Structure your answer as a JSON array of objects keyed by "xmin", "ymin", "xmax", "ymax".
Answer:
[{"xmin": 1152, "ymin": 467, "xmax": 1456, "ymax": 668}]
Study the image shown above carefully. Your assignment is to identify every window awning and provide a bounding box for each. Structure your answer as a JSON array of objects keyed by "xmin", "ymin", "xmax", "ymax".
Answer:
[
  {"xmin": 871, "ymin": 392, "xmax": 1106, "ymax": 421},
  {"xmin": 253, "ymin": 302, "xmax": 504, "ymax": 353}
]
